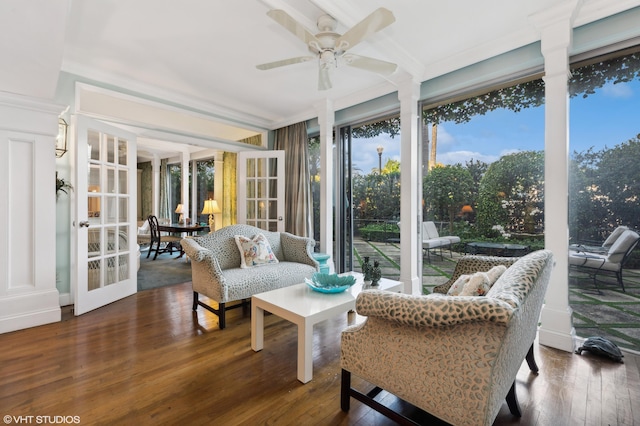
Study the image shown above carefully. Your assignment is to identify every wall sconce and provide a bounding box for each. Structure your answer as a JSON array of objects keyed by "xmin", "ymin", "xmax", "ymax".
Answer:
[{"xmin": 56, "ymin": 118, "xmax": 68, "ymax": 158}]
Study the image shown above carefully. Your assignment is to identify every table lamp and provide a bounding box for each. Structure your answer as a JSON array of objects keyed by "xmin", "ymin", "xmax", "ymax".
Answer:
[
  {"xmin": 201, "ymin": 199, "xmax": 221, "ymax": 232},
  {"xmin": 175, "ymin": 204, "xmax": 184, "ymax": 223}
]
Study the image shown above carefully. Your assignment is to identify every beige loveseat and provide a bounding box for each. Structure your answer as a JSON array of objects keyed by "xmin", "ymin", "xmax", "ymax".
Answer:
[
  {"xmin": 341, "ymin": 250, "xmax": 554, "ymax": 426},
  {"xmin": 181, "ymin": 224, "xmax": 318, "ymax": 329}
]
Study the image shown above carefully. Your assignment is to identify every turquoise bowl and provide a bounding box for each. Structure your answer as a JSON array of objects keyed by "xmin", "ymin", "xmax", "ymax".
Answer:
[{"xmin": 305, "ymin": 273, "xmax": 356, "ymax": 293}]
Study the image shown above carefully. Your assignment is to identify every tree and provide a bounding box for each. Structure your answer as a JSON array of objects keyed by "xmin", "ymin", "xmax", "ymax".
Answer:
[
  {"xmin": 476, "ymin": 151, "xmax": 544, "ymax": 236},
  {"xmin": 569, "ymin": 148, "xmax": 606, "ymax": 242},
  {"xmin": 423, "ymin": 164, "xmax": 474, "ymax": 231},
  {"xmin": 570, "ymin": 135, "xmax": 640, "ymax": 241},
  {"xmin": 352, "ymin": 160, "xmax": 401, "ymax": 222}
]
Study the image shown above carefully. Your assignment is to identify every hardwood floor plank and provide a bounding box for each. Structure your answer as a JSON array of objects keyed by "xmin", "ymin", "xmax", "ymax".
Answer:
[{"xmin": 1, "ymin": 282, "xmax": 639, "ymax": 426}]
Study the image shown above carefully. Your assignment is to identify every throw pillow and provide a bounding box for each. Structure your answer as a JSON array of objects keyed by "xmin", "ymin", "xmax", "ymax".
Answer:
[
  {"xmin": 447, "ymin": 274, "xmax": 471, "ymax": 296},
  {"xmin": 234, "ymin": 234, "xmax": 279, "ymax": 268},
  {"xmin": 459, "ymin": 272, "xmax": 491, "ymax": 296},
  {"xmin": 486, "ymin": 265, "xmax": 507, "ymax": 284},
  {"xmin": 458, "ymin": 265, "xmax": 508, "ymax": 297}
]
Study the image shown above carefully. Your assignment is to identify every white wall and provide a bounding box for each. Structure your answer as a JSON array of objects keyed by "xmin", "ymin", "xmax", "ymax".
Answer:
[{"xmin": 0, "ymin": 92, "xmax": 63, "ymax": 333}]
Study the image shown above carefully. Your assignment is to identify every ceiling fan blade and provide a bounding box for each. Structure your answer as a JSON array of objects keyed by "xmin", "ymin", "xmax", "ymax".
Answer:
[
  {"xmin": 267, "ymin": 10, "xmax": 321, "ymax": 53},
  {"xmin": 335, "ymin": 8, "xmax": 395, "ymax": 51},
  {"xmin": 256, "ymin": 56, "xmax": 314, "ymax": 70},
  {"xmin": 318, "ymin": 67, "xmax": 332, "ymax": 91},
  {"xmin": 343, "ymin": 54, "xmax": 397, "ymax": 76}
]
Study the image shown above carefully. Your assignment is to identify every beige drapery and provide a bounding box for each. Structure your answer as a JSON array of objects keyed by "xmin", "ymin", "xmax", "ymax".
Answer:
[
  {"xmin": 273, "ymin": 122, "xmax": 313, "ymax": 238},
  {"xmin": 221, "ymin": 135, "xmax": 263, "ymax": 227}
]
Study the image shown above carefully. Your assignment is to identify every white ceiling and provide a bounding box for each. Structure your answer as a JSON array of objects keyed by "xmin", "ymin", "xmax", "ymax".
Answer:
[{"xmin": 2, "ymin": 0, "xmax": 640, "ymax": 152}]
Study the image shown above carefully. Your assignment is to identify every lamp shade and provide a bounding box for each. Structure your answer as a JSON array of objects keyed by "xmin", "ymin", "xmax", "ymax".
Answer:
[
  {"xmin": 175, "ymin": 204, "xmax": 184, "ymax": 214},
  {"xmin": 202, "ymin": 199, "xmax": 221, "ymax": 215}
]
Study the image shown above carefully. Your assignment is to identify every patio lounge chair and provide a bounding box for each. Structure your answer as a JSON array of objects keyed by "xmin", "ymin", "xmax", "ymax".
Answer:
[
  {"xmin": 570, "ymin": 225, "xmax": 628, "ymax": 254},
  {"xmin": 422, "ymin": 221, "xmax": 460, "ymax": 262},
  {"xmin": 569, "ymin": 229, "xmax": 639, "ymax": 292}
]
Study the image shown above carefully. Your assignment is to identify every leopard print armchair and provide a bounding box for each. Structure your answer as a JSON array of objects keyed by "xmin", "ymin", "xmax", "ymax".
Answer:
[
  {"xmin": 341, "ymin": 250, "xmax": 554, "ymax": 426},
  {"xmin": 181, "ymin": 224, "xmax": 318, "ymax": 329}
]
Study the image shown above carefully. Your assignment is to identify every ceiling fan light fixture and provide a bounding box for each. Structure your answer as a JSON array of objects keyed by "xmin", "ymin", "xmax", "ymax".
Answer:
[
  {"xmin": 258, "ymin": 8, "xmax": 397, "ymax": 90},
  {"xmin": 319, "ymin": 50, "xmax": 336, "ymax": 69}
]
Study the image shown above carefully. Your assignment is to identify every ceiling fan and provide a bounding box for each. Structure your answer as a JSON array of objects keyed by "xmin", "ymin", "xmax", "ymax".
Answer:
[{"xmin": 256, "ymin": 8, "xmax": 397, "ymax": 90}]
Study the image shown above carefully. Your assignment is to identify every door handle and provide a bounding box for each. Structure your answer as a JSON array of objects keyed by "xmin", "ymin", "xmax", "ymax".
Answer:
[{"xmin": 78, "ymin": 220, "xmax": 90, "ymax": 228}]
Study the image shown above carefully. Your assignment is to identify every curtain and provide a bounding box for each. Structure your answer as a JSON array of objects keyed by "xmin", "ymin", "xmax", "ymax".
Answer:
[
  {"xmin": 159, "ymin": 159, "xmax": 170, "ymax": 221},
  {"xmin": 273, "ymin": 122, "xmax": 313, "ymax": 238},
  {"xmin": 222, "ymin": 152, "xmax": 237, "ymax": 227},
  {"xmin": 221, "ymin": 135, "xmax": 263, "ymax": 227},
  {"xmin": 139, "ymin": 162, "xmax": 152, "ymax": 220}
]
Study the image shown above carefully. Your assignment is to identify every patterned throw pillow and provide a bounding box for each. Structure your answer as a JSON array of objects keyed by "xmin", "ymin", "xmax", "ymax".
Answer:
[
  {"xmin": 447, "ymin": 274, "xmax": 471, "ymax": 296},
  {"xmin": 234, "ymin": 234, "xmax": 279, "ymax": 268},
  {"xmin": 446, "ymin": 265, "xmax": 508, "ymax": 297},
  {"xmin": 459, "ymin": 272, "xmax": 491, "ymax": 296}
]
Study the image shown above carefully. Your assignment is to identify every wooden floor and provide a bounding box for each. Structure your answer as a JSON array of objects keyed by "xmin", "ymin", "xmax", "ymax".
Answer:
[{"xmin": 1, "ymin": 282, "xmax": 639, "ymax": 426}]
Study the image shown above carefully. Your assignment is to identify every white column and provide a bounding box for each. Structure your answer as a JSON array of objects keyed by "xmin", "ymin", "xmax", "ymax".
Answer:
[
  {"xmin": 152, "ymin": 154, "xmax": 160, "ymax": 216},
  {"xmin": 315, "ymin": 100, "xmax": 335, "ymax": 260},
  {"xmin": 181, "ymin": 150, "xmax": 190, "ymax": 222},
  {"xmin": 0, "ymin": 92, "xmax": 63, "ymax": 333},
  {"xmin": 531, "ymin": 0, "xmax": 581, "ymax": 352},
  {"xmin": 397, "ymin": 77, "xmax": 422, "ymax": 294}
]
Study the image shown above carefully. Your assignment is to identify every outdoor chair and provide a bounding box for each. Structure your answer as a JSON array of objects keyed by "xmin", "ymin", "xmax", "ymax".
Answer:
[
  {"xmin": 569, "ymin": 229, "xmax": 639, "ymax": 292},
  {"xmin": 570, "ymin": 225, "xmax": 628, "ymax": 254},
  {"xmin": 422, "ymin": 221, "xmax": 461, "ymax": 262},
  {"xmin": 147, "ymin": 215, "xmax": 182, "ymax": 260}
]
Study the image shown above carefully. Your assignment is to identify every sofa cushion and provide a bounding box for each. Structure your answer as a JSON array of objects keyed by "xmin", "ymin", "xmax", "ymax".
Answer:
[{"xmin": 234, "ymin": 233, "xmax": 279, "ymax": 268}]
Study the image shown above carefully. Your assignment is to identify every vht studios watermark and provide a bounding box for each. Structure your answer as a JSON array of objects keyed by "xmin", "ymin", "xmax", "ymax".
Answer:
[{"xmin": 3, "ymin": 415, "xmax": 80, "ymax": 424}]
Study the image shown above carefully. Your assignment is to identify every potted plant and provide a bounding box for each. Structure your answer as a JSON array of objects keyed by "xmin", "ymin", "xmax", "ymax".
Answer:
[{"xmin": 56, "ymin": 172, "xmax": 73, "ymax": 200}]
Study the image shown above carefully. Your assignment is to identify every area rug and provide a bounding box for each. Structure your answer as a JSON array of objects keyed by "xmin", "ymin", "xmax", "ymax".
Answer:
[{"xmin": 137, "ymin": 248, "xmax": 192, "ymax": 291}]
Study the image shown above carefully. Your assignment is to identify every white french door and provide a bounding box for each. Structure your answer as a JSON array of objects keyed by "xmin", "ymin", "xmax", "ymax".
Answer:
[
  {"xmin": 237, "ymin": 150, "xmax": 285, "ymax": 232},
  {"xmin": 73, "ymin": 116, "xmax": 137, "ymax": 315}
]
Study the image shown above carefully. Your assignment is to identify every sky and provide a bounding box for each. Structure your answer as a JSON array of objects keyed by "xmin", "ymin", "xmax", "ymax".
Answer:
[{"xmin": 352, "ymin": 79, "xmax": 640, "ymax": 173}]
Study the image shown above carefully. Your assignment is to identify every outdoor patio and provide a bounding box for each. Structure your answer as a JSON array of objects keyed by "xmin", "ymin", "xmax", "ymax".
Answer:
[{"xmin": 353, "ymin": 238, "xmax": 640, "ymax": 354}]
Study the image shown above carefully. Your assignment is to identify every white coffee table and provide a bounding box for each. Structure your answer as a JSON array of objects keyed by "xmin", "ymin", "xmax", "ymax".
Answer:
[{"xmin": 251, "ymin": 272, "xmax": 403, "ymax": 383}]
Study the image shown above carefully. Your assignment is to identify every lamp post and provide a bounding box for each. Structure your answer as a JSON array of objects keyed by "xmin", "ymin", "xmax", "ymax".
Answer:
[{"xmin": 376, "ymin": 145, "xmax": 384, "ymax": 173}]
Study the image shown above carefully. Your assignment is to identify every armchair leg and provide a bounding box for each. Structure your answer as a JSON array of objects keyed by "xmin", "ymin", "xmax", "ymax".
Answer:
[
  {"xmin": 525, "ymin": 343, "xmax": 539, "ymax": 374},
  {"xmin": 219, "ymin": 303, "xmax": 226, "ymax": 329},
  {"xmin": 192, "ymin": 292, "xmax": 198, "ymax": 311},
  {"xmin": 341, "ymin": 369, "xmax": 351, "ymax": 411},
  {"xmin": 506, "ymin": 381, "xmax": 522, "ymax": 417}
]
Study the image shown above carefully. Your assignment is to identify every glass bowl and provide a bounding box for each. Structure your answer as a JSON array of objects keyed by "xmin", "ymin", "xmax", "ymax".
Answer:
[{"xmin": 305, "ymin": 273, "xmax": 356, "ymax": 293}]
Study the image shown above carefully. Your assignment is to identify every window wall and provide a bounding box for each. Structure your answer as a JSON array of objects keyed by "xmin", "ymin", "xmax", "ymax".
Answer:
[
  {"xmin": 167, "ymin": 163, "xmax": 182, "ymax": 223},
  {"xmin": 421, "ymin": 78, "xmax": 545, "ymax": 246},
  {"xmin": 195, "ymin": 159, "xmax": 215, "ymax": 225},
  {"xmin": 569, "ymin": 47, "xmax": 640, "ymax": 243},
  {"xmin": 335, "ymin": 114, "xmax": 401, "ymax": 273}
]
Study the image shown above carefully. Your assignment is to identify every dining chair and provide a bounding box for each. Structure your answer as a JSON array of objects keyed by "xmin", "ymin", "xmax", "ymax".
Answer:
[{"xmin": 147, "ymin": 215, "xmax": 182, "ymax": 260}]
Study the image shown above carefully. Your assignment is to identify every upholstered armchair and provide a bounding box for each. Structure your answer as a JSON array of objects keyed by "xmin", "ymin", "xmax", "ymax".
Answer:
[
  {"xmin": 341, "ymin": 250, "xmax": 554, "ymax": 426},
  {"xmin": 181, "ymin": 224, "xmax": 318, "ymax": 329}
]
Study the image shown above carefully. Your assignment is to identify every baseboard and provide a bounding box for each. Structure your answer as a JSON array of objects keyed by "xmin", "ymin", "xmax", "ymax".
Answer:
[
  {"xmin": 59, "ymin": 292, "xmax": 72, "ymax": 307},
  {"xmin": 0, "ymin": 290, "xmax": 61, "ymax": 334}
]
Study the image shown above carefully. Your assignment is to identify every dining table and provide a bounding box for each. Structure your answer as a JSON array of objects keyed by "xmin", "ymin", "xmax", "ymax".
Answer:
[{"xmin": 157, "ymin": 223, "xmax": 208, "ymax": 258}]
